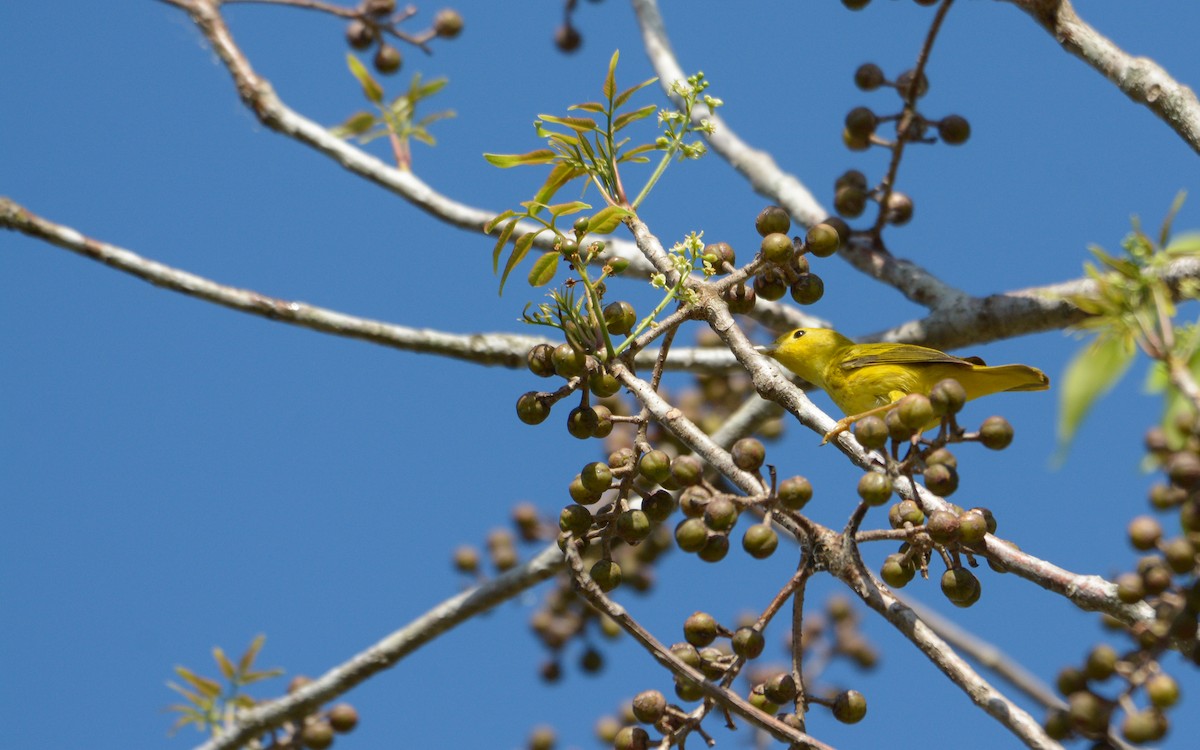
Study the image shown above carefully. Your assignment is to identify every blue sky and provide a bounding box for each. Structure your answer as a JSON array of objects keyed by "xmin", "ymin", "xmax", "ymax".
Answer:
[{"xmin": 3, "ymin": 1, "xmax": 1199, "ymax": 748}]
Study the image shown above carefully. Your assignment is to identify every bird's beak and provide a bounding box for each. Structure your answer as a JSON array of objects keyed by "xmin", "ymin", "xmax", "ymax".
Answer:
[{"xmin": 754, "ymin": 344, "xmax": 776, "ymax": 357}]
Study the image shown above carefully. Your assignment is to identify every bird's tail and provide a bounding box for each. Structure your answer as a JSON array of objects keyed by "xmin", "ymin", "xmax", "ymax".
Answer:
[{"xmin": 988, "ymin": 364, "xmax": 1050, "ymax": 392}]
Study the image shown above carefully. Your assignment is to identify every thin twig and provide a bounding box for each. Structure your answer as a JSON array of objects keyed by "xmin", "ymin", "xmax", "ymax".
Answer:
[{"xmin": 194, "ymin": 544, "xmax": 564, "ymax": 750}]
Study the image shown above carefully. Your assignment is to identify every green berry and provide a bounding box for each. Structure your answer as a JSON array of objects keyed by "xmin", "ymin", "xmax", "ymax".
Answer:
[
  {"xmin": 760, "ymin": 232, "xmax": 794, "ymax": 264},
  {"xmin": 742, "ymin": 524, "xmax": 778, "ymax": 559},
  {"xmin": 979, "ymin": 416, "xmax": 1014, "ymax": 450},
  {"xmin": 857, "ymin": 472, "xmax": 893, "ymax": 506},
  {"xmin": 516, "ymin": 392, "xmax": 550, "ymax": 425},
  {"xmin": 590, "ymin": 559, "xmax": 622, "ymax": 592},
  {"xmin": 755, "ymin": 205, "xmax": 791, "ymax": 237},
  {"xmin": 832, "ymin": 690, "xmax": 867, "ymax": 723},
  {"xmin": 805, "ymin": 223, "xmax": 841, "ymax": 257},
  {"xmin": 777, "ymin": 476, "xmax": 813, "ymax": 510}
]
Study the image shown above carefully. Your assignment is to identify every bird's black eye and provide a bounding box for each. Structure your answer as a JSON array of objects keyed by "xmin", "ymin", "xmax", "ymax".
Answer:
[{"xmin": 792, "ymin": 330, "xmax": 805, "ymax": 339}]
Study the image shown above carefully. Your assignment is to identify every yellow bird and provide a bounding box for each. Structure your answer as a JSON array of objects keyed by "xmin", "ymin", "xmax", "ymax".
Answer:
[{"xmin": 764, "ymin": 328, "xmax": 1049, "ymax": 441}]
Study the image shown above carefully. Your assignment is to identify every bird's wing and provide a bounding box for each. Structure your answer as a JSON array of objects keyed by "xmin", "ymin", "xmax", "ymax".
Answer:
[{"xmin": 839, "ymin": 343, "xmax": 978, "ymax": 371}]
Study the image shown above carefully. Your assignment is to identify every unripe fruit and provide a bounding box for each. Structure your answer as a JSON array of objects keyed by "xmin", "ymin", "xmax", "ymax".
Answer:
[
  {"xmin": 926, "ymin": 509, "xmax": 960, "ymax": 544},
  {"xmin": 631, "ymin": 690, "xmax": 667, "ymax": 723},
  {"xmin": 527, "ymin": 343, "xmax": 556, "ymax": 377},
  {"xmin": 589, "ymin": 370, "xmax": 621, "ymax": 398},
  {"xmin": 979, "ymin": 416, "xmax": 1014, "ymax": 450},
  {"xmin": 896, "ymin": 393, "xmax": 934, "ymax": 431},
  {"xmin": 805, "ymin": 223, "xmax": 841, "ymax": 257},
  {"xmin": 554, "ymin": 24, "xmax": 581, "ymax": 52},
  {"xmin": 328, "ymin": 704, "xmax": 359, "ymax": 733},
  {"xmin": 642, "ymin": 490, "xmax": 676, "ymax": 523},
  {"xmin": 1056, "ymin": 666, "xmax": 1087, "ymax": 696},
  {"xmin": 604, "ymin": 301, "xmax": 637, "ymax": 336},
  {"xmin": 704, "ymin": 241, "xmax": 736, "ymax": 268},
  {"xmin": 896, "ymin": 69, "xmax": 929, "ymax": 100},
  {"xmin": 857, "ymin": 472, "xmax": 893, "ymax": 506},
  {"xmin": 821, "ymin": 216, "xmax": 852, "ymax": 248},
  {"xmin": 731, "ymin": 438, "xmax": 766, "ymax": 471},
  {"xmin": 1115, "ymin": 572, "xmax": 1145, "ymax": 603},
  {"xmin": 842, "ymin": 0, "xmax": 871, "ymax": 11},
  {"xmin": 777, "ymin": 476, "xmax": 813, "ymax": 510},
  {"xmin": 617, "ymin": 509, "xmax": 652, "ymax": 544},
  {"xmin": 753, "ymin": 269, "xmax": 788, "ymax": 301},
  {"xmin": 517, "ymin": 392, "xmax": 550, "ymax": 425},
  {"xmin": 433, "ymin": 9, "xmax": 464, "ymax": 38},
  {"xmin": 924, "ymin": 463, "xmax": 958, "ymax": 497},
  {"xmin": 1162, "ymin": 536, "xmax": 1196, "ymax": 573},
  {"xmin": 552, "ymin": 343, "xmax": 587, "ymax": 378},
  {"xmin": 834, "ymin": 186, "xmax": 867, "ymax": 218},
  {"xmin": 832, "ymin": 690, "xmax": 867, "ymax": 723},
  {"xmin": 1067, "ymin": 690, "xmax": 1111, "ymax": 735},
  {"xmin": 567, "ymin": 406, "xmax": 600, "ymax": 439},
  {"xmin": 854, "ymin": 415, "xmax": 889, "ymax": 450},
  {"xmin": 880, "ymin": 552, "xmax": 915, "ymax": 587},
  {"xmin": 1122, "ymin": 710, "xmax": 1165, "ymax": 744},
  {"xmin": 930, "ymin": 379, "xmax": 967, "ymax": 415},
  {"xmin": 742, "ymin": 524, "xmax": 778, "ymax": 559},
  {"xmin": 1125, "ymin": 515, "xmax": 1163, "ymax": 552},
  {"xmin": 560, "ymin": 504, "xmax": 593, "ymax": 536},
  {"xmin": 698, "ymin": 534, "xmax": 730, "ymax": 562},
  {"xmin": 938, "ymin": 115, "xmax": 971, "ymax": 145},
  {"xmin": 854, "ymin": 63, "xmax": 885, "ymax": 91},
  {"xmin": 889, "ymin": 500, "xmax": 924, "ymax": 528},
  {"xmin": 755, "ymin": 205, "xmax": 791, "ymax": 237},
  {"xmin": 723, "ymin": 283, "xmax": 756, "ymax": 314},
  {"xmin": 789, "ymin": 273, "xmax": 825, "ymax": 305},
  {"xmin": 638, "ymin": 450, "xmax": 672, "ymax": 484},
  {"xmin": 940, "ymin": 567, "xmax": 980, "ymax": 605},
  {"xmin": 1145, "ymin": 673, "xmax": 1179, "ymax": 708},
  {"xmin": 671, "ymin": 455, "xmax": 704, "ymax": 487},
  {"xmin": 452, "ymin": 545, "xmax": 479, "ymax": 573},
  {"xmin": 957, "ymin": 509, "xmax": 989, "ymax": 545},
  {"xmin": 674, "ymin": 518, "xmax": 708, "ymax": 552},
  {"xmin": 373, "ymin": 44, "xmax": 402, "ymax": 74},
  {"xmin": 1084, "ymin": 644, "xmax": 1118, "ymax": 681},
  {"xmin": 731, "ymin": 626, "xmax": 765, "ymax": 658},
  {"xmin": 590, "ymin": 559, "xmax": 622, "ymax": 591},
  {"xmin": 703, "ymin": 496, "xmax": 738, "ymax": 532},
  {"xmin": 760, "ymin": 232, "xmax": 794, "ymax": 264},
  {"xmin": 301, "ymin": 720, "xmax": 335, "ymax": 750},
  {"xmin": 581, "ymin": 462, "xmax": 613, "ymax": 494},
  {"xmin": 346, "ymin": 20, "xmax": 377, "ymax": 50},
  {"xmin": 884, "ymin": 192, "xmax": 913, "ymax": 226},
  {"xmin": 844, "ymin": 106, "xmax": 877, "ymax": 139},
  {"xmin": 1166, "ymin": 450, "xmax": 1200, "ymax": 487},
  {"xmin": 684, "ymin": 611, "xmax": 718, "ymax": 647},
  {"xmin": 764, "ymin": 673, "xmax": 797, "ymax": 704},
  {"xmin": 613, "ymin": 725, "xmax": 648, "ymax": 750}
]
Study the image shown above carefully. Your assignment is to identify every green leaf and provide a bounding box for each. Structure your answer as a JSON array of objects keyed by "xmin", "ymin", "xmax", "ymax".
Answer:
[
  {"xmin": 603, "ymin": 51, "xmax": 620, "ymax": 101},
  {"xmin": 330, "ymin": 111, "xmax": 378, "ymax": 138},
  {"xmin": 213, "ymin": 648, "xmax": 235, "ymax": 681},
  {"xmin": 1088, "ymin": 245, "xmax": 1139, "ymax": 279},
  {"xmin": 548, "ymin": 201, "xmax": 591, "ymax": 219},
  {"xmin": 569, "ymin": 102, "xmax": 606, "ymax": 113},
  {"xmin": 532, "ymin": 163, "xmax": 585, "ymax": 209},
  {"xmin": 166, "ymin": 681, "xmax": 203, "ymax": 705},
  {"xmin": 1055, "ymin": 335, "xmax": 1135, "ymax": 464},
  {"xmin": 483, "ymin": 149, "xmax": 557, "ymax": 168},
  {"xmin": 586, "ymin": 205, "xmax": 633, "ymax": 235},
  {"xmin": 491, "ymin": 218, "xmax": 519, "ymax": 274},
  {"xmin": 346, "ymin": 54, "xmax": 384, "ymax": 105},
  {"xmin": 613, "ymin": 104, "xmax": 658, "ymax": 132},
  {"xmin": 175, "ymin": 666, "xmax": 222, "ymax": 699},
  {"xmin": 240, "ymin": 667, "xmax": 285, "ymax": 685},
  {"xmin": 1164, "ymin": 232, "xmax": 1200, "ymax": 257},
  {"xmin": 528, "ymin": 251, "xmax": 561, "ymax": 287},
  {"xmin": 613, "ymin": 77, "xmax": 658, "ymax": 110},
  {"xmin": 538, "ymin": 114, "xmax": 598, "ymax": 132},
  {"xmin": 484, "ymin": 210, "xmax": 517, "ymax": 234},
  {"xmin": 1159, "ymin": 189, "xmax": 1187, "ymax": 246},
  {"xmin": 500, "ymin": 232, "xmax": 539, "ymax": 295},
  {"xmin": 238, "ymin": 634, "xmax": 266, "ymax": 674}
]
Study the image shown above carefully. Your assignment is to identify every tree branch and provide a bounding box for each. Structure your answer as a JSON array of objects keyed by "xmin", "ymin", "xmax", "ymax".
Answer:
[
  {"xmin": 1006, "ymin": 0, "xmax": 1200, "ymax": 155},
  {"xmin": 629, "ymin": 0, "xmax": 969, "ymax": 311},
  {"xmin": 161, "ymin": 0, "xmax": 654, "ymax": 275},
  {"xmin": 194, "ymin": 544, "xmax": 564, "ymax": 750}
]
